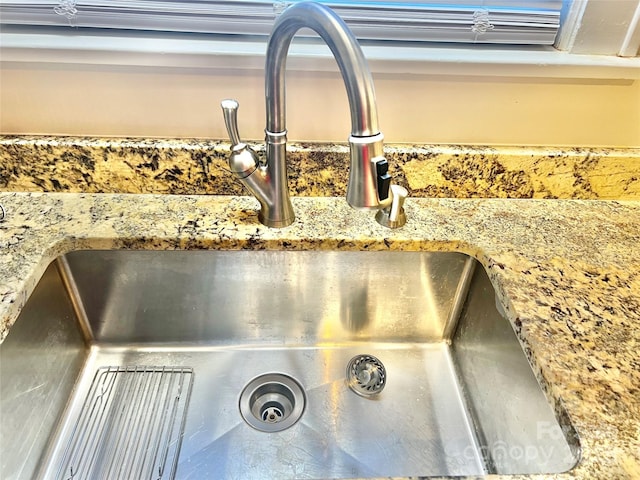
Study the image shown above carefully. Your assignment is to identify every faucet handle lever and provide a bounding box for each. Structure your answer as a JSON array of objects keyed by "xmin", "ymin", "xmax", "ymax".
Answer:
[
  {"xmin": 221, "ymin": 99, "xmax": 242, "ymax": 147},
  {"xmin": 221, "ymin": 99, "xmax": 259, "ymax": 179}
]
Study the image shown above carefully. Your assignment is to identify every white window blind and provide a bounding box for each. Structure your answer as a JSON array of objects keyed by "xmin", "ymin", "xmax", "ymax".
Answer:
[{"xmin": 0, "ymin": 1, "xmax": 563, "ymax": 45}]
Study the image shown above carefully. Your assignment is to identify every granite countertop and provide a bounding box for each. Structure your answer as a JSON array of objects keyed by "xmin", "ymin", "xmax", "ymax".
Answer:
[{"xmin": 0, "ymin": 191, "xmax": 639, "ymax": 479}]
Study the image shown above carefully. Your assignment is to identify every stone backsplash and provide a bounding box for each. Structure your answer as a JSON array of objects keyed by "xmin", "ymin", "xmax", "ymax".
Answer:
[{"xmin": 2, "ymin": 136, "xmax": 639, "ymax": 199}]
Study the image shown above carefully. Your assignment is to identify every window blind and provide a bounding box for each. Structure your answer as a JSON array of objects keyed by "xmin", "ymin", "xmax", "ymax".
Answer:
[{"xmin": 0, "ymin": 1, "xmax": 563, "ymax": 45}]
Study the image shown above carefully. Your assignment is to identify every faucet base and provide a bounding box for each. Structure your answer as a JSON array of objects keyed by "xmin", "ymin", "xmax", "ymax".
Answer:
[{"xmin": 258, "ymin": 212, "xmax": 295, "ymax": 228}]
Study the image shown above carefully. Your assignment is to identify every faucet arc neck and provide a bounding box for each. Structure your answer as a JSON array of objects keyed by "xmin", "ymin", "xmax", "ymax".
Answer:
[{"xmin": 265, "ymin": 2, "xmax": 380, "ymax": 137}]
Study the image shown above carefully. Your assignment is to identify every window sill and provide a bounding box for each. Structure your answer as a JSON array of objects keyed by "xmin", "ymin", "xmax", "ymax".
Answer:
[{"xmin": 1, "ymin": 31, "xmax": 639, "ymax": 81}]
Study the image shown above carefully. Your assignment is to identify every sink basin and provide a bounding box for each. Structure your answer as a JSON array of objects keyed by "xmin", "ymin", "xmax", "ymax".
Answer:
[{"xmin": 1, "ymin": 250, "xmax": 580, "ymax": 479}]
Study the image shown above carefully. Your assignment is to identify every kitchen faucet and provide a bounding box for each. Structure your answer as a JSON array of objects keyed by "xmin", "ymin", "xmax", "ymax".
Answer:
[{"xmin": 221, "ymin": 1, "xmax": 406, "ymax": 228}]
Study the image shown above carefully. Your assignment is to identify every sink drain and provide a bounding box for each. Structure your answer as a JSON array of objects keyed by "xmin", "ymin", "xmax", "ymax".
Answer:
[
  {"xmin": 347, "ymin": 354, "xmax": 386, "ymax": 397},
  {"xmin": 239, "ymin": 373, "xmax": 306, "ymax": 432}
]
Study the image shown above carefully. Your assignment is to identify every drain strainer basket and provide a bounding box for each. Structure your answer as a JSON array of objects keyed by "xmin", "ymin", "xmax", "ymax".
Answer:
[
  {"xmin": 346, "ymin": 354, "xmax": 386, "ymax": 397},
  {"xmin": 239, "ymin": 373, "xmax": 306, "ymax": 433}
]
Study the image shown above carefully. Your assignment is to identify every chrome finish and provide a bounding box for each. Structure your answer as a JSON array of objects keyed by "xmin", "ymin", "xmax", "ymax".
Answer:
[
  {"xmin": 375, "ymin": 184, "xmax": 408, "ymax": 228},
  {"xmin": 443, "ymin": 255, "xmax": 477, "ymax": 340},
  {"xmin": 220, "ymin": 99, "xmax": 260, "ymax": 180},
  {"xmin": 50, "ymin": 366, "xmax": 193, "ymax": 480},
  {"xmin": 346, "ymin": 354, "xmax": 387, "ymax": 397},
  {"xmin": 61, "ymin": 250, "xmax": 468, "ymax": 343},
  {"xmin": 223, "ymin": 2, "xmax": 393, "ymax": 227},
  {"xmin": 451, "ymin": 265, "xmax": 581, "ymax": 474},
  {"xmin": 1, "ymin": 250, "xmax": 579, "ymax": 479},
  {"xmin": 56, "ymin": 256, "xmax": 93, "ymax": 343},
  {"xmin": 239, "ymin": 373, "xmax": 306, "ymax": 433},
  {"xmin": 347, "ymin": 133, "xmax": 386, "ymax": 210},
  {"xmin": 266, "ymin": 2, "xmax": 378, "ymax": 136},
  {"xmin": 220, "ymin": 99, "xmax": 293, "ymax": 226},
  {"xmin": 221, "ymin": 99, "xmax": 242, "ymax": 146},
  {"xmin": 0, "ymin": 263, "xmax": 86, "ymax": 480},
  {"xmin": 226, "ymin": 145, "xmax": 259, "ymax": 179}
]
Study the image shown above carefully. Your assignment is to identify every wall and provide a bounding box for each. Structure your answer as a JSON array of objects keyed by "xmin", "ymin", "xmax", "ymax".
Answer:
[{"xmin": 1, "ymin": 62, "xmax": 639, "ymax": 147}]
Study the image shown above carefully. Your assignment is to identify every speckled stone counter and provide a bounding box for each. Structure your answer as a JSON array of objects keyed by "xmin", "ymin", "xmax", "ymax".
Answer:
[
  {"xmin": 0, "ymin": 192, "xmax": 638, "ymax": 479},
  {"xmin": 2, "ymin": 136, "xmax": 639, "ymax": 200}
]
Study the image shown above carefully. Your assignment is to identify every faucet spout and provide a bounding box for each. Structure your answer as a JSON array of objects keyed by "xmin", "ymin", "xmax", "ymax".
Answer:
[{"xmin": 266, "ymin": 2, "xmax": 379, "ymax": 137}]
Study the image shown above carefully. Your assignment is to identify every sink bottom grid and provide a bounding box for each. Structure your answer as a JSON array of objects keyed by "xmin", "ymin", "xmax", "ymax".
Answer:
[{"xmin": 53, "ymin": 366, "xmax": 193, "ymax": 480}]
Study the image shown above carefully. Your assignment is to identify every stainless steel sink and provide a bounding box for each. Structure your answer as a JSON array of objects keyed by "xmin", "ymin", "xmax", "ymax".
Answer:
[{"xmin": 0, "ymin": 250, "xmax": 580, "ymax": 479}]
